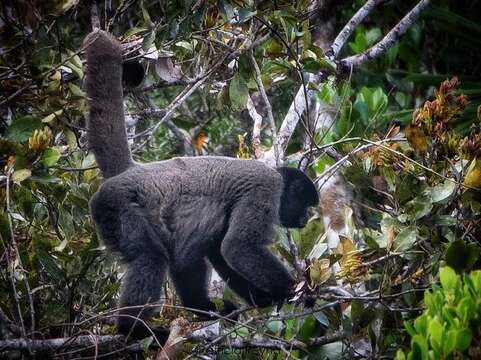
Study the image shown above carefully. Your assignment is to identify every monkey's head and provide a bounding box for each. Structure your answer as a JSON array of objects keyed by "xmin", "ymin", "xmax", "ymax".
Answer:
[
  {"xmin": 277, "ymin": 167, "xmax": 319, "ymax": 228},
  {"xmin": 122, "ymin": 60, "xmax": 145, "ymax": 88}
]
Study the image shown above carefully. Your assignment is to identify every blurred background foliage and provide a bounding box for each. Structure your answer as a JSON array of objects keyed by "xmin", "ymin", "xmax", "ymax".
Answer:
[{"xmin": 1, "ymin": 0, "xmax": 481, "ymax": 358}]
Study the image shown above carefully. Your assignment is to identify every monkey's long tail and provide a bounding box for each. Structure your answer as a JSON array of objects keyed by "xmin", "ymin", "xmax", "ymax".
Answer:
[{"xmin": 83, "ymin": 30, "xmax": 134, "ymax": 178}]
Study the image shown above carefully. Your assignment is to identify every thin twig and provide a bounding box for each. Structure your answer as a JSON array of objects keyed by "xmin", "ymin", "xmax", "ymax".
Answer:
[{"xmin": 286, "ymin": 231, "xmax": 304, "ymax": 280}]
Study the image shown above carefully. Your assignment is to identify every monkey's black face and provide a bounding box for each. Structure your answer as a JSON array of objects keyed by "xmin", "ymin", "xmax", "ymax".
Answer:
[
  {"xmin": 122, "ymin": 60, "xmax": 145, "ymax": 88},
  {"xmin": 277, "ymin": 167, "xmax": 319, "ymax": 228}
]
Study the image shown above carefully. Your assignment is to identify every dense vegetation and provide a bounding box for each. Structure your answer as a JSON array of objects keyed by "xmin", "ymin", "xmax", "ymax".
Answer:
[{"xmin": 1, "ymin": 0, "xmax": 481, "ymax": 358}]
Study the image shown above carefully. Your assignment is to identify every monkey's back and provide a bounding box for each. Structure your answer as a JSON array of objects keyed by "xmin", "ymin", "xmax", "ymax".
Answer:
[
  {"xmin": 93, "ymin": 157, "xmax": 283, "ymax": 256},
  {"xmin": 123, "ymin": 156, "xmax": 282, "ymax": 199}
]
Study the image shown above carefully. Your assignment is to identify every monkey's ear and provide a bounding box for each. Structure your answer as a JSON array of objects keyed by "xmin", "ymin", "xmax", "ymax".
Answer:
[{"xmin": 122, "ymin": 60, "xmax": 144, "ymax": 88}]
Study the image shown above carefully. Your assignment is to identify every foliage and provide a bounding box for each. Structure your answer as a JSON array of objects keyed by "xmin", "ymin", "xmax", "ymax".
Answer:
[{"xmin": 396, "ymin": 267, "xmax": 481, "ymax": 360}]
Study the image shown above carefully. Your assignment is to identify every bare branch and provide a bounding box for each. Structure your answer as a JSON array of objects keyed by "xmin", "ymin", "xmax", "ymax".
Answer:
[
  {"xmin": 90, "ymin": 1, "xmax": 100, "ymax": 30},
  {"xmin": 330, "ymin": 0, "xmax": 386, "ymax": 58},
  {"xmin": 274, "ymin": 73, "xmax": 321, "ymax": 161},
  {"xmin": 249, "ymin": 50, "xmax": 280, "ymax": 165},
  {"xmin": 0, "ymin": 335, "xmax": 130, "ymax": 353},
  {"xmin": 340, "ymin": 0, "xmax": 430, "ymax": 67},
  {"xmin": 247, "ymin": 95, "xmax": 264, "ymax": 159},
  {"xmin": 0, "ymin": 331, "xmax": 345, "ymax": 354}
]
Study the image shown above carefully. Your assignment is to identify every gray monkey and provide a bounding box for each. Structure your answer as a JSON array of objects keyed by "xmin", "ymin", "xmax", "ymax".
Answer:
[{"xmin": 83, "ymin": 30, "xmax": 319, "ymax": 343}]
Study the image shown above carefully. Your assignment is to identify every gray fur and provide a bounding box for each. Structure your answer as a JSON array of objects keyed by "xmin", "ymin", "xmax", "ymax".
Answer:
[
  {"xmin": 84, "ymin": 31, "xmax": 319, "ymax": 341},
  {"xmin": 84, "ymin": 31, "xmax": 133, "ymax": 178}
]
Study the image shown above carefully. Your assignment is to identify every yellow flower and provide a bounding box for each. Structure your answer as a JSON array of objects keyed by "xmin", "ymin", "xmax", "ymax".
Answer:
[{"xmin": 28, "ymin": 126, "xmax": 52, "ymax": 152}]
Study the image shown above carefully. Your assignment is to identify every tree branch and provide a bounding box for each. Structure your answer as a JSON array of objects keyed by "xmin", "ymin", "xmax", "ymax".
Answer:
[
  {"xmin": 90, "ymin": 1, "xmax": 100, "ymax": 30},
  {"xmin": 339, "ymin": 0, "xmax": 430, "ymax": 67},
  {"xmin": 0, "ymin": 332, "xmax": 346, "ymax": 354},
  {"xmin": 247, "ymin": 95, "xmax": 264, "ymax": 159},
  {"xmin": 249, "ymin": 50, "xmax": 280, "ymax": 165},
  {"xmin": 274, "ymin": 73, "xmax": 321, "ymax": 162},
  {"xmin": 0, "ymin": 335, "xmax": 130, "ymax": 353},
  {"xmin": 330, "ymin": 0, "xmax": 386, "ymax": 58}
]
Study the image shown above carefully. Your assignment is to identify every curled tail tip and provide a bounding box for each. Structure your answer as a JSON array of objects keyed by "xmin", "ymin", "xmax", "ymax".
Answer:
[{"xmin": 83, "ymin": 30, "xmax": 123, "ymax": 60}]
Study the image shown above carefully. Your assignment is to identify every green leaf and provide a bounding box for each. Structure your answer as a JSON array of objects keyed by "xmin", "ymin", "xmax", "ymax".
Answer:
[
  {"xmin": 317, "ymin": 82, "xmax": 337, "ymax": 105},
  {"xmin": 218, "ymin": 0, "xmax": 235, "ymax": 22},
  {"xmin": 405, "ymin": 321, "xmax": 417, "ymax": 337},
  {"xmin": 456, "ymin": 297, "xmax": 475, "ymax": 324},
  {"xmin": 229, "ymin": 74, "xmax": 248, "ymax": 111},
  {"xmin": 41, "ymin": 148, "xmax": 61, "ymax": 167},
  {"xmin": 394, "ymin": 226, "xmax": 417, "ymax": 252},
  {"xmin": 41, "ymin": 109, "xmax": 63, "ymax": 123},
  {"xmin": 427, "ymin": 318, "xmax": 442, "ymax": 353},
  {"xmin": 414, "ymin": 314, "xmax": 428, "ymax": 337},
  {"xmin": 37, "ymin": 250, "xmax": 64, "ymax": 281},
  {"xmin": 6, "ymin": 116, "xmax": 42, "ymax": 142},
  {"xmin": 262, "ymin": 59, "xmax": 292, "ymax": 76},
  {"xmin": 440, "ymin": 267, "xmax": 458, "ymax": 291},
  {"xmin": 411, "ymin": 334, "xmax": 429, "ymax": 360},
  {"xmin": 238, "ymin": 8, "xmax": 256, "ymax": 22},
  {"xmin": 139, "ymin": 336, "xmax": 153, "ymax": 352},
  {"xmin": 142, "ymin": 31, "xmax": 156, "ymax": 52},
  {"xmin": 235, "ymin": 326, "xmax": 249, "ymax": 337},
  {"xmin": 395, "ymin": 349, "xmax": 407, "ymax": 360},
  {"xmin": 430, "ymin": 181, "xmax": 456, "ymax": 203},
  {"xmin": 446, "ymin": 240, "xmax": 480, "ymax": 273},
  {"xmin": 353, "ymin": 97, "xmax": 369, "ymax": 123},
  {"xmin": 266, "ymin": 320, "xmax": 284, "ymax": 334},
  {"xmin": 12, "ymin": 169, "xmax": 31, "ymax": 184},
  {"xmin": 299, "ymin": 315, "xmax": 317, "ymax": 341},
  {"xmin": 140, "ymin": 0, "xmax": 152, "ymax": 27},
  {"xmin": 365, "ymin": 28, "xmax": 382, "ymax": 46},
  {"xmin": 68, "ymin": 83, "xmax": 85, "ymax": 98},
  {"xmin": 406, "ymin": 194, "xmax": 433, "ymax": 220},
  {"xmin": 455, "ymin": 328, "xmax": 472, "ymax": 351},
  {"xmin": 444, "ymin": 330, "xmax": 457, "ymax": 356},
  {"xmin": 175, "ymin": 41, "xmax": 193, "ymax": 53},
  {"xmin": 313, "ymin": 311, "xmax": 330, "ymax": 327},
  {"xmin": 349, "ymin": 30, "xmax": 368, "ymax": 53},
  {"xmin": 303, "ymin": 59, "xmax": 322, "ymax": 73},
  {"xmin": 317, "ymin": 57, "xmax": 337, "ymax": 72},
  {"xmin": 0, "ymin": 212, "xmax": 11, "ymax": 242}
]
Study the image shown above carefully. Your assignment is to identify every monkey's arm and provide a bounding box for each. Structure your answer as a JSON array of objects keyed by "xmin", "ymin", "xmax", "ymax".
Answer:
[
  {"xmin": 221, "ymin": 241, "xmax": 295, "ymax": 302},
  {"xmin": 208, "ymin": 247, "xmax": 275, "ymax": 307},
  {"xmin": 219, "ymin": 197, "xmax": 295, "ymax": 302}
]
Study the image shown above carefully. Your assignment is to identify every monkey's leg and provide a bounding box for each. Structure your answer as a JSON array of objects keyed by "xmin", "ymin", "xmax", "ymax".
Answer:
[
  {"xmin": 170, "ymin": 258, "xmax": 228, "ymax": 318},
  {"xmin": 117, "ymin": 256, "xmax": 169, "ymax": 343},
  {"xmin": 208, "ymin": 248, "xmax": 273, "ymax": 307}
]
